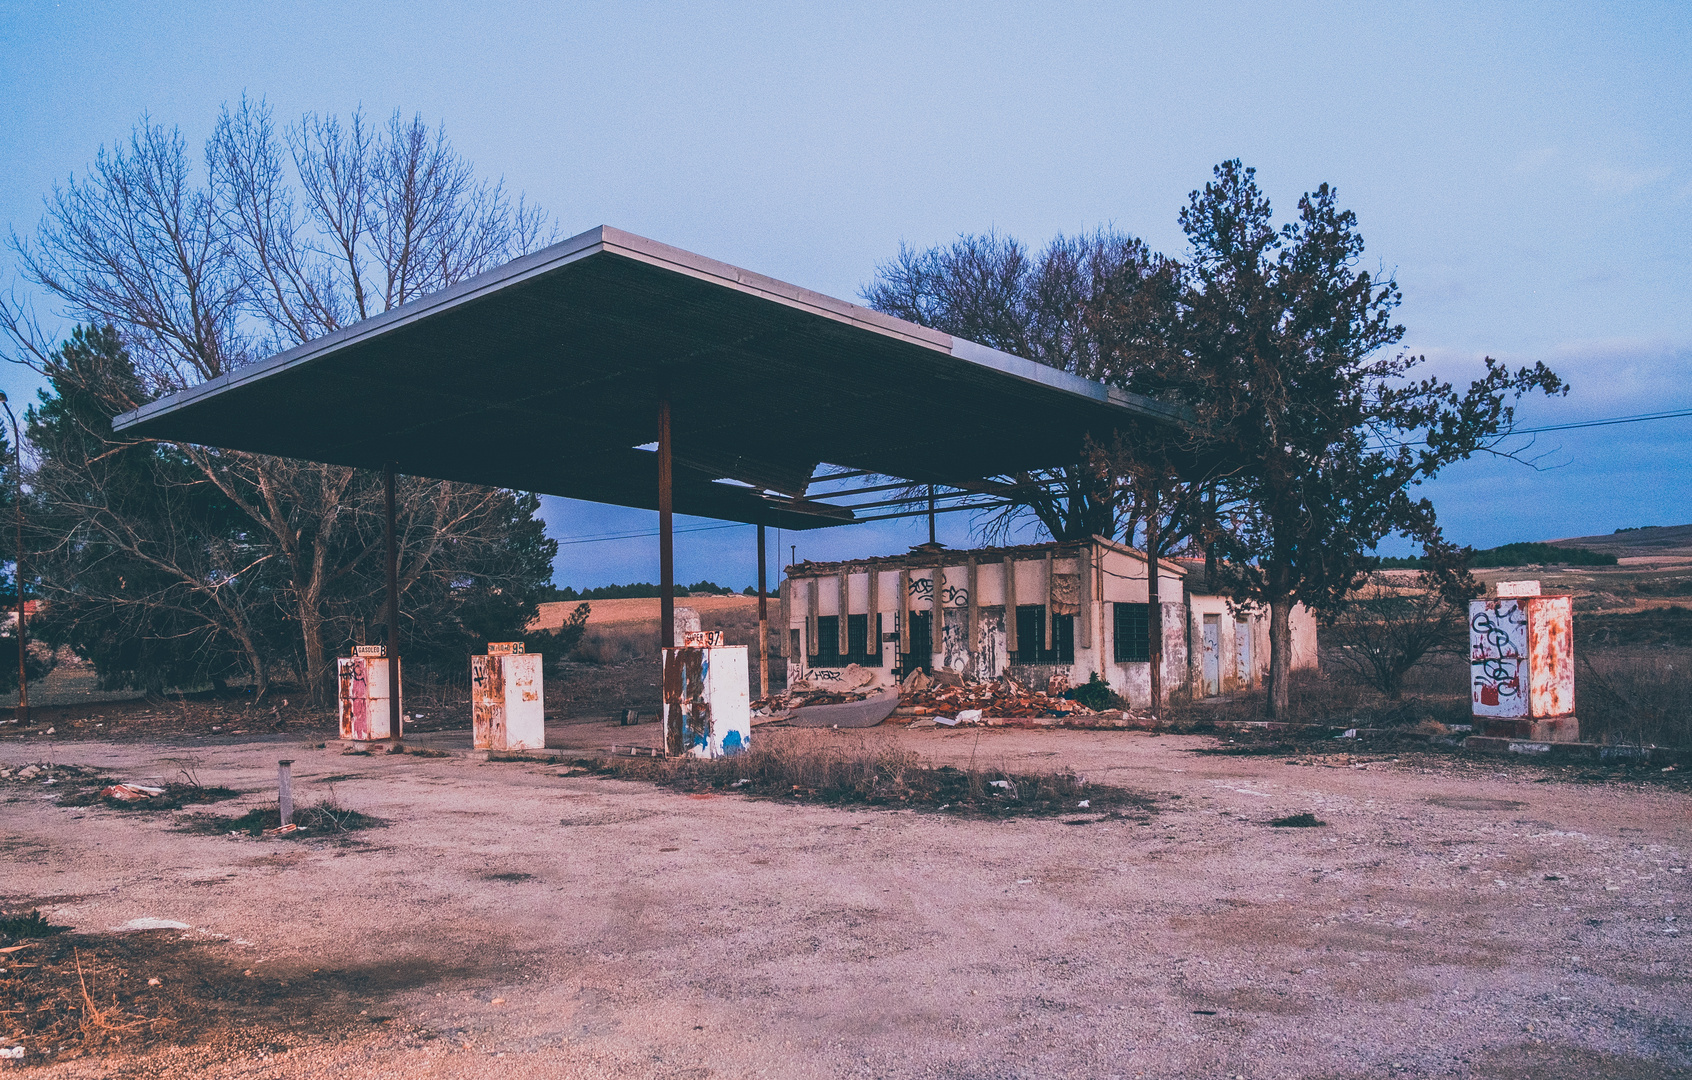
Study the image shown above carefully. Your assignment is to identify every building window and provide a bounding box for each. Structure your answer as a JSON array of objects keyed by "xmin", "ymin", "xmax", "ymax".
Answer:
[
  {"xmin": 904, "ymin": 611, "xmax": 932, "ymax": 670},
  {"xmin": 812, "ymin": 615, "xmax": 843, "ymax": 665},
  {"xmin": 1014, "ymin": 605, "xmax": 1074, "ymax": 663},
  {"xmin": 847, "ymin": 614, "xmax": 883, "ymax": 667},
  {"xmin": 1114, "ymin": 602, "xmax": 1150, "ymax": 663},
  {"xmin": 811, "ymin": 614, "xmax": 883, "ymax": 667}
]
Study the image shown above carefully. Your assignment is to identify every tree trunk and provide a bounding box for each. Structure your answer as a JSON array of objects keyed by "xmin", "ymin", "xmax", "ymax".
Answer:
[
  {"xmin": 297, "ymin": 596, "xmax": 331, "ymax": 706},
  {"xmin": 1266, "ymin": 597, "xmax": 1292, "ymax": 719},
  {"xmin": 1145, "ymin": 487, "xmax": 1161, "ymax": 717}
]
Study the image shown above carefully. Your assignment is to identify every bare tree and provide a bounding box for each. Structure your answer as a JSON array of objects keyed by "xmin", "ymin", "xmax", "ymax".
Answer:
[
  {"xmin": 5, "ymin": 100, "xmax": 557, "ymax": 701},
  {"xmin": 1323, "ymin": 538, "xmax": 1479, "ymax": 699},
  {"xmin": 864, "ymin": 230, "xmax": 1190, "ymax": 545}
]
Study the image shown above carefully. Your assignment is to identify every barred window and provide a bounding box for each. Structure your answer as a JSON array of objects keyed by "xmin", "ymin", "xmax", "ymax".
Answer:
[
  {"xmin": 812, "ymin": 614, "xmax": 883, "ymax": 666},
  {"xmin": 1014, "ymin": 605, "xmax": 1074, "ymax": 663},
  {"xmin": 1114, "ymin": 602, "xmax": 1150, "ymax": 663}
]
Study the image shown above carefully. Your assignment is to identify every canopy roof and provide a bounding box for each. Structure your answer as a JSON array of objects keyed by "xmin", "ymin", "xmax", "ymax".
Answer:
[{"xmin": 113, "ymin": 226, "xmax": 1184, "ymax": 529}]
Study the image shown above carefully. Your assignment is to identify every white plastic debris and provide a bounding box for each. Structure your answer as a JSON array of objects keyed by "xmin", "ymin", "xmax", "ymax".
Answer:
[
  {"xmin": 1078, "ymin": 799, "xmax": 1090, "ymax": 808},
  {"xmin": 115, "ymin": 918, "xmax": 192, "ymax": 931},
  {"xmin": 0, "ymin": 1046, "xmax": 24, "ymax": 1059},
  {"xmin": 932, "ymin": 715, "xmax": 960, "ymax": 727},
  {"xmin": 990, "ymin": 780, "xmax": 1011, "ymax": 789},
  {"xmin": 956, "ymin": 709, "xmax": 984, "ymax": 724}
]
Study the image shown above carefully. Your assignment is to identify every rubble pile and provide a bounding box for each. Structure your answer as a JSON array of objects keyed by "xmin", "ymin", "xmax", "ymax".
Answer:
[{"xmin": 753, "ymin": 667, "xmax": 1156, "ymax": 728}]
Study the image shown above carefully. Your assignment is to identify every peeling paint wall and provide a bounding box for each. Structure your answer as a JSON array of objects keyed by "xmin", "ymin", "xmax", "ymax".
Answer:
[
  {"xmin": 663, "ymin": 645, "xmax": 750, "ymax": 757},
  {"xmin": 473, "ymin": 652, "xmax": 545, "ymax": 751},
  {"xmin": 1470, "ymin": 594, "xmax": 1575, "ymax": 724},
  {"xmin": 1470, "ymin": 598, "xmax": 1529, "ymax": 717},
  {"xmin": 1182, "ymin": 593, "xmax": 1316, "ymax": 698}
]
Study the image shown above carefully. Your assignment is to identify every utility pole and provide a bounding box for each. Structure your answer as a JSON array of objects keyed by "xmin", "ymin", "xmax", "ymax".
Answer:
[{"xmin": 0, "ymin": 393, "xmax": 26, "ymax": 725}]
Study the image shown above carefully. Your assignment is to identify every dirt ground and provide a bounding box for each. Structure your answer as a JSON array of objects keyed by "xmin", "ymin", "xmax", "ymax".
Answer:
[{"xmin": 3, "ymin": 720, "xmax": 1688, "ymax": 1079}]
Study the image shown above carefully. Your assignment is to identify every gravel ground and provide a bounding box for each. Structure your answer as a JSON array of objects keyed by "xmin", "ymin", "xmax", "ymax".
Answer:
[{"xmin": 2, "ymin": 724, "xmax": 1687, "ymax": 1079}]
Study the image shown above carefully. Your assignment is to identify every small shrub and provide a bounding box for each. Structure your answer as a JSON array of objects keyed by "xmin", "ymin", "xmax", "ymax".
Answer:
[
  {"xmin": 1269, "ymin": 812, "xmax": 1326, "ymax": 827},
  {"xmin": 178, "ymin": 798, "xmax": 386, "ymax": 838},
  {"xmin": 0, "ymin": 910, "xmax": 69, "ymax": 939},
  {"xmin": 1066, "ymin": 671, "xmax": 1120, "ymax": 711},
  {"xmin": 587, "ymin": 734, "xmax": 1155, "ymax": 819}
]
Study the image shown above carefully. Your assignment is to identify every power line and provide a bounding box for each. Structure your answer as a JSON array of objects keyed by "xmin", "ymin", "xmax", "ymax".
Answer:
[
  {"xmin": 1511, "ymin": 407, "xmax": 1692, "ymax": 434},
  {"xmin": 1373, "ymin": 405, "xmax": 1692, "ymax": 448},
  {"xmin": 553, "ymin": 521, "xmax": 748, "ymax": 547}
]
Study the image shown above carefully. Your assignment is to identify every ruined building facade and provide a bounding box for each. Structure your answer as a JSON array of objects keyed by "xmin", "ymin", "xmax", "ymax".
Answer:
[{"xmin": 780, "ymin": 538, "xmax": 1318, "ymax": 708}]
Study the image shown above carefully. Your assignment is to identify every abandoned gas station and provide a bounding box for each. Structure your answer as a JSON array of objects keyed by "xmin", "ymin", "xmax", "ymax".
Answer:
[
  {"xmin": 113, "ymin": 225, "xmax": 1279, "ymax": 752},
  {"xmin": 781, "ymin": 539, "xmax": 1318, "ymax": 708}
]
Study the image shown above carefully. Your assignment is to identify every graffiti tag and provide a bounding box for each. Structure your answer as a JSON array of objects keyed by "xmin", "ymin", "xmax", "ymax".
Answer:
[{"xmin": 907, "ymin": 577, "xmax": 969, "ymax": 607}]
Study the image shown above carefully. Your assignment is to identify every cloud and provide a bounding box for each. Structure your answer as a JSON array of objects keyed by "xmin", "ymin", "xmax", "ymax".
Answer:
[{"xmin": 1588, "ymin": 164, "xmax": 1672, "ymax": 196}]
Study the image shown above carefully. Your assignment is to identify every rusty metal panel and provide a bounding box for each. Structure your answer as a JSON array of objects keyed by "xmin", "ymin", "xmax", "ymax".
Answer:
[
  {"xmin": 471, "ymin": 653, "xmax": 503, "ymax": 750},
  {"xmin": 338, "ymin": 655, "xmax": 395, "ymax": 740},
  {"xmin": 1470, "ymin": 599, "xmax": 1528, "ymax": 717},
  {"xmin": 1527, "ymin": 595, "xmax": 1574, "ymax": 718},
  {"xmin": 501, "ymin": 653, "xmax": 545, "ymax": 750},
  {"xmin": 338, "ymin": 657, "xmax": 367, "ymax": 740},
  {"xmin": 663, "ymin": 645, "xmax": 750, "ymax": 758}
]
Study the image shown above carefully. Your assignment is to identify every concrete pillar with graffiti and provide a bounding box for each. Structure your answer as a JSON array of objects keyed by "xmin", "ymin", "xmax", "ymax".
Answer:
[{"xmin": 1470, "ymin": 580, "xmax": 1577, "ymax": 742}]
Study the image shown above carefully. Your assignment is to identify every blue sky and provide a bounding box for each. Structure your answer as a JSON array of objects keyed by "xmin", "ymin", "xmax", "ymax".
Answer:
[{"xmin": 3, "ymin": 1, "xmax": 1688, "ymax": 589}]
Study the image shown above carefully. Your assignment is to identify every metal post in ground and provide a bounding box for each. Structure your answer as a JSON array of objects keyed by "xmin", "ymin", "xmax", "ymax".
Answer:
[
  {"xmin": 384, "ymin": 463, "xmax": 402, "ymax": 741},
  {"xmin": 278, "ymin": 759, "xmax": 294, "ymax": 827}
]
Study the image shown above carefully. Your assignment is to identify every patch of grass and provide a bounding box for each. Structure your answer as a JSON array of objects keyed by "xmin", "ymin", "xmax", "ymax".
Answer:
[
  {"xmin": 177, "ymin": 799, "xmax": 386, "ymax": 838},
  {"xmin": 0, "ymin": 909, "xmax": 69, "ymax": 940},
  {"xmin": 0, "ymin": 927, "xmax": 437, "ymax": 1065},
  {"xmin": 583, "ymin": 738, "xmax": 1155, "ymax": 819},
  {"xmin": 1269, "ymin": 812, "xmax": 1327, "ymax": 827}
]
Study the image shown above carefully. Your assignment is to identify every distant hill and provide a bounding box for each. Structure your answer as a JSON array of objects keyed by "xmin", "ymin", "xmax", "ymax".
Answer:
[
  {"xmin": 1549, "ymin": 523, "xmax": 1692, "ymax": 559},
  {"xmin": 1378, "ymin": 540, "xmax": 1616, "ymax": 570}
]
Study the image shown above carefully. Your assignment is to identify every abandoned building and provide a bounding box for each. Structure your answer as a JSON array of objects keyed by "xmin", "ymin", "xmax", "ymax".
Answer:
[{"xmin": 781, "ymin": 538, "xmax": 1318, "ymax": 707}]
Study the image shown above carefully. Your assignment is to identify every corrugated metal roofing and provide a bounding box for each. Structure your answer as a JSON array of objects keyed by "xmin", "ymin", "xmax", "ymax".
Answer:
[{"xmin": 112, "ymin": 226, "xmax": 1184, "ymax": 529}]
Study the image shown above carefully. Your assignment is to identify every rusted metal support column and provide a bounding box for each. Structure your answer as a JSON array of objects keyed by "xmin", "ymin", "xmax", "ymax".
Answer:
[
  {"xmin": 756, "ymin": 524, "xmax": 769, "ymax": 699},
  {"xmin": 384, "ymin": 462, "xmax": 402, "ymax": 740},
  {"xmin": 658, "ymin": 395, "xmax": 674, "ymax": 650},
  {"xmin": 1146, "ymin": 486, "xmax": 1162, "ymax": 718}
]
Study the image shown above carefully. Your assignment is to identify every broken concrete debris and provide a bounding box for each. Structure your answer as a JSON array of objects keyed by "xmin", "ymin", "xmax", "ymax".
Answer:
[
  {"xmin": 751, "ymin": 672, "xmax": 1156, "ymax": 729},
  {"xmin": 99, "ymin": 783, "xmax": 165, "ymax": 802}
]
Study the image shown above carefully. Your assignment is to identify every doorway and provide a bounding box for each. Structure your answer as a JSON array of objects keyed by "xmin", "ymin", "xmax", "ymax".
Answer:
[{"xmin": 1201, "ymin": 614, "xmax": 1221, "ymax": 697}]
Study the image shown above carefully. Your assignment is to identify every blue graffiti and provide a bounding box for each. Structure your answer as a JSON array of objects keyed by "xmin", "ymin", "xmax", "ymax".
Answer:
[{"xmin": 722, "ymin": 729, "xmax": 746, "ymax": 756}]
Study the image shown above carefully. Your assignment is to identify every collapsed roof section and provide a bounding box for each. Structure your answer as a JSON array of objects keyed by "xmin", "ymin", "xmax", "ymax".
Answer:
[
  {"xmin": 112, "ymin": 226, "xmax": 1188, "ymax": 529},
  {"xmin": 785, "ymin": 536, "xmax": 1192, "ymax": 578}
]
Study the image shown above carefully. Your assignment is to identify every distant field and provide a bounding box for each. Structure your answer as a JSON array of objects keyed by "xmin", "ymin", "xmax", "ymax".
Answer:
[
  {"xmin": 1551, "ymin": 522, "xmax": 1692, "ymax": 559},
  {"xmin": 530, "ymin": 594, "xmax": 763, "ymax": 631}
]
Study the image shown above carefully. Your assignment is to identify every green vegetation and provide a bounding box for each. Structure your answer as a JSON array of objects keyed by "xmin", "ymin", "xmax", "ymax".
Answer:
[
  {"xmin": 549, "ymin": 580, "xmax": 738, "ymax": 601},
  {"xmin": 585, "ymin": 742, "xmax": 1155, "ymax": 819},
  {"xmin": 1065, "ymin": 671, "xmax": 1121, "ymax": 711},
  {"xmin": 1378, "ymin": 541, "xmax": 1617, "ymax": 570}
]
